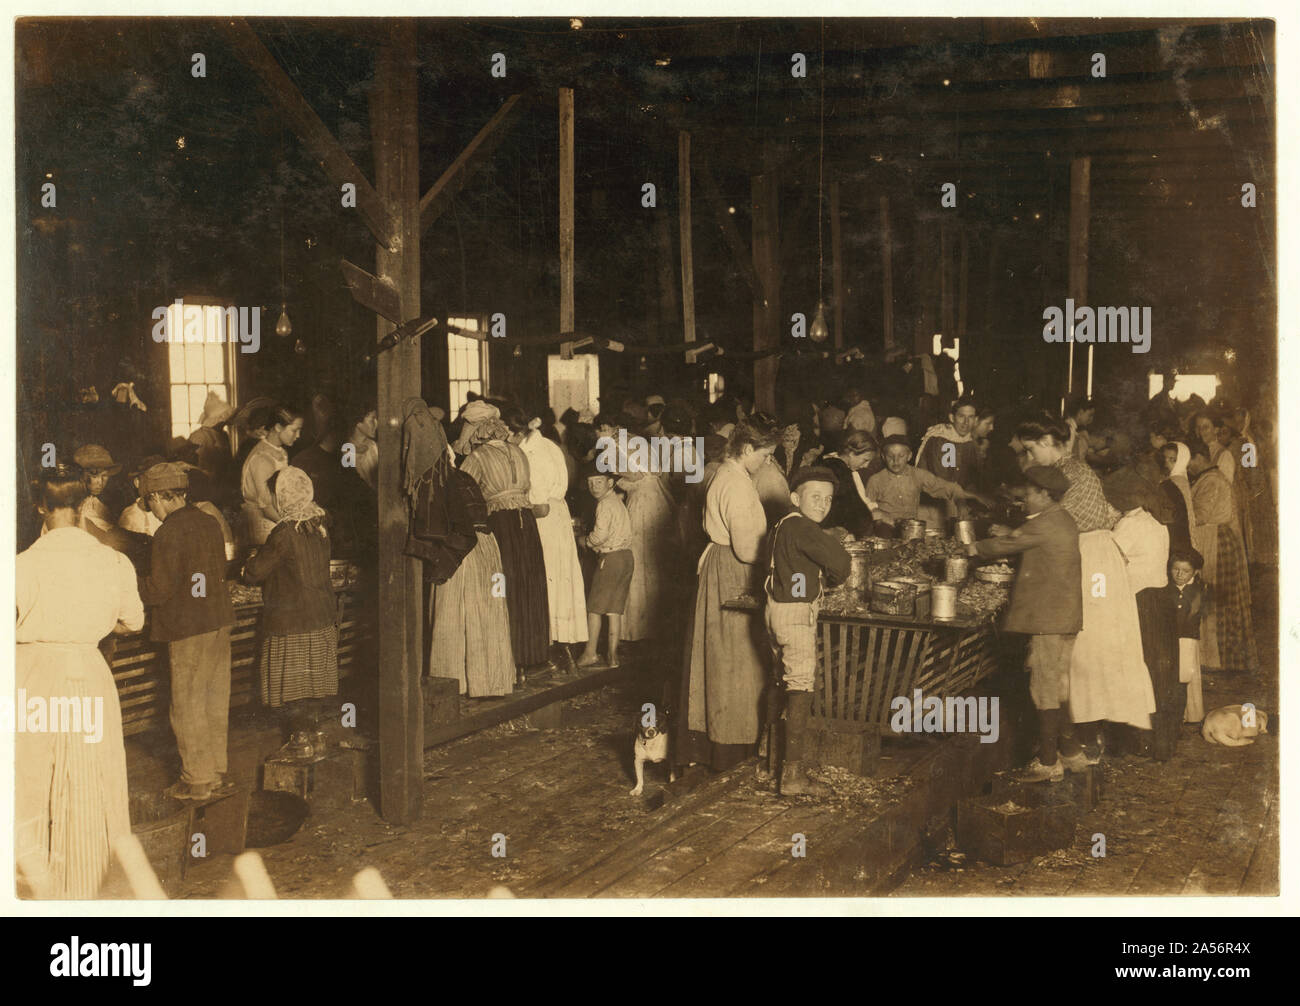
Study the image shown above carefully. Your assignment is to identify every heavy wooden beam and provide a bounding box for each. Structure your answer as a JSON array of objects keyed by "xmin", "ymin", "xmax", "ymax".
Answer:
[
  {"xmin": 372, "ymin": 20, "xmax": 423, "ymax": 824},
  {"xmin": 678, "ymin": 131, "xmax": 696, "ymax": 347},
  {"xmin": 1067, "ymin": 156, "xmax": 1091, "ymax": 402},
  {"xmin": 219, "ymin": 18, "xmax": 395, "ymax": 249},
  {"xmin": 830, "ymin": 179, "xmax": 844, "ymax": 350},
  {"xmin": 751, "ymin": 170, "xmax": 780, "ymax": 414},
  {"xmin": 559, "ymin": 88, "xmax": 575, "ymax": 337},
  {"xmin": 880, "ymin": 196, "xmax": 894, "ymax": 351},
  {"xmin": 419, "ymin": 94, "xmax": 526, "ymax": 236},
  {"xmin": 697, "ymin": 158, "xmax": 760, "ymax": 297},
  {"xmin": 339, "ymin": 259, "xmax": 402, "ymax": 324}
]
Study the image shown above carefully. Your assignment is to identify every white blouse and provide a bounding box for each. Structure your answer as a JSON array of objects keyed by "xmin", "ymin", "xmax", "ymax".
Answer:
[{"xmin": 17, "ymin": 527, "xmax": 144, "ymax": 644}]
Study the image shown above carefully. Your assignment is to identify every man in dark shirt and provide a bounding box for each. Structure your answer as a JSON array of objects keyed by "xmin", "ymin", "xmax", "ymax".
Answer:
[
  {"xmin": 765, "ymin": 467, "xmax": 851, "ymax": 797},
  {"xmin": 137, "ymin": 463, "xmax": 235, "ymax": 800}
]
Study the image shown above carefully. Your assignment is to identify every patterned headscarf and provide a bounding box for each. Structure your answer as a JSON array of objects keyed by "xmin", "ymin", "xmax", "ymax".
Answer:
[{"xmin": 275, "ymin": 465, "xmax": 326, "ymax": 533}]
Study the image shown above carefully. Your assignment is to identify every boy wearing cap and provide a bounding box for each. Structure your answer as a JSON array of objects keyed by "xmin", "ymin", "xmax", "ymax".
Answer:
[
  {"xmin": 577, "ymin": 463, "xmax": 634, "ymax": 669},
  {"xmin": 137, "ymin": 463, "xmax": 236, "ymax": 800},
  {"xmin": 765, "ymin": 467, "xmax": 851, "ymax": 796},
  {"xmin": 968, "ymin": 466, "xmax": 1085, "ymax": 782},
  {"xmin": 866, "ymin": 434, "xmax": 991, "ymax": 532}
]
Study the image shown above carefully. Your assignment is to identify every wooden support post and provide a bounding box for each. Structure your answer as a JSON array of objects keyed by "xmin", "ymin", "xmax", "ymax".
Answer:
[
  {"xmin": 372, "ymin": 21, "xmax": 423, "ymax": 824},
  {"xmin": 218, "ymin": 19, "xmax": 395, "ymax": 249},
  {"xmin": 655, "ymin": 214, "xmax": 678, "ymax": 343},
  {"xmin": 880, "ymin": 196, "xmax": 894, "ymax": 352},
  {"xmin": 751, "ymin": 171, "xmax": 780, "ymax": 414},
  {"xmin": 1068, "ymin": 156, "xmax": 1091, "ymax": 403},
  {"xmin": 957, "ymin": 229, "xmax": 970, "ymax": 344},
  {"xmin": 419, "ymin": 94, "xmax": 526, "ymax": 235},
  {"xmin": 678, "ymin": 131, "xmax": 696, "ymax": 347},
  {"xmin": 559, "ymin": 88, "xmax": 575, "ymax": 338},
  {"xmin": 940, "ymin": 219, "xmax": 953, "ymax": 345},
  {"xmin": 698, "ymin": 158, "xmax": 760, "ymax": 296},
  {"xmin": 830, "ymin": 180, "xmax": 844, "ymax": 350}
]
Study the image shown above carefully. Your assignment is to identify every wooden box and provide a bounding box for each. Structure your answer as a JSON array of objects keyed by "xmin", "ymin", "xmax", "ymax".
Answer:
[
  {"xmin": 189, "ymin": 787, "xmax": 251, "ymax": 857},
  {"xmin": 955, "ymin": 784, "xmax": 1078, "ymax": 866},
  {"xmin": 807, "ymin": 717, "xmax": 881, "ymax": 776},
  {"xmin": 423, "ymin": 675, "xmax": 461, "ymax": 728},
  {"xmin": 990, "ymin": 764, "xmax": 1103, "ymax": 811}
]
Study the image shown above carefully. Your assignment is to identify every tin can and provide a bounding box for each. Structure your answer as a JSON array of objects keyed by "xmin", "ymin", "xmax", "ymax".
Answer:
[
  {"xmin": 932, "ymin": 583, "xmax": 957, "ymax": 620},
  {"xmin": 945, "ymin": 556, "xmax": 969, "ymax": 582},
  {"xmin": 900, "ymin": 518, "xmax": 926, "ymax": 542}
]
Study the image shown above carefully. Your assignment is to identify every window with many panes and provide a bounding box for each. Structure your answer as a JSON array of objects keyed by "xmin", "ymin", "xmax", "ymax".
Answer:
[
  {"xmin": 446, "ymin": 315, "xmax": 490, "ymax": 416},
  {"xmin": 166, "ymin": 301, "xmax": 239, "ymax": 440}
]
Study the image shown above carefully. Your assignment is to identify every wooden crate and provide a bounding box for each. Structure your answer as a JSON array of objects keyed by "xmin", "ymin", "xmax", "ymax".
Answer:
[
  {"xmin": 955, "ymin": 785, "xmax": 1078, "ymax": 866},
  {"xmin": 112, "ymin": 590, "xmax": 373, "ymax": 737}
]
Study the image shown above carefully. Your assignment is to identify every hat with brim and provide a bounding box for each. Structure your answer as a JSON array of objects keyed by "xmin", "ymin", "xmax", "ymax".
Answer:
[
  {"xmin": 1025, "ymin": 465, "xmax": 1070, "ymax": 495},
  {"xmin": 73, "ymin": 444, "xmax": 121, "ymax": 475},
  {"xmin": 138, "ymin": 462, "xmax": 190, "ymax": 497},
  {"xmin": 881, "ymin": 434, "xmax": 911, "ymax": 450},
  {"xmin": 645, "ymin": 394, "xmax": 666, "ymax": 408}
]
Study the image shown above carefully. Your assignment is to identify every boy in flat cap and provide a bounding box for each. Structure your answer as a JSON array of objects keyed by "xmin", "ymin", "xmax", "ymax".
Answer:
[
  {"xmin": 765, "ymin": 466, "xmax": 851, "ymax": 796},
  {"xmin": 72, "ymin": 444, "xmax": 121, "ymax": 534},
  {"xmin": 137, "ymin": 463, "xmax": 235, "ymax": 799},
  {"xmin": 865, "ymin": 434, "xmax": 992, "ymax": 532},
  {"xmin": 967, "ymin": 465, "xmax": 1085, "ymax": 782}
]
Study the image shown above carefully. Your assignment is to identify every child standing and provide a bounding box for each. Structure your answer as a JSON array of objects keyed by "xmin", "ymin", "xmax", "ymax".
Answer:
[
  {"xmin": 1164, "ymin": 548, "xmax": 1207, "ymax": 724},
  {"xmin": 577, "ymin": 463, "xmax": 634, "ymax": 670},
  {"xmin": 765, "ymin": 467, "xmax": 851, "ymax": 797},
  {"xmin": 867, "ymin": 434, "xmax": 991, "ymax": 532},
  {"xmin": 968, "ymin": 466, "xmax": 1085, "ymax": 783},
  {"xmin": 137, "ymin": 462, "xmax": 236, "ymax": 800},
  {"xmin": 243, "ymin": 467, "xmax": 339, "ymax": 749}
]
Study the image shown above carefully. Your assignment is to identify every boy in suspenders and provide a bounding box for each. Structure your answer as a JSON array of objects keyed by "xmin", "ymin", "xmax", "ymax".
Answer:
[{"xmin": 765, "ymin": 467, "xmax": 851, "ymax": 796}]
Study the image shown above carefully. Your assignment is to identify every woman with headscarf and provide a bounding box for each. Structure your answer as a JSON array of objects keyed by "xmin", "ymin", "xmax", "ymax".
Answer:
[
  {"xmin": 456, "ymin": 400, "xmax": 551, "ymax": 681},
  {"xmin": 502, "ymin": 406, "xmax": 588, "ymax": 663},
  {"xmin": 243, "ymin": 466, "xmax": 339, "ymax": 743},
  {"xmin": 679, "ymin": 413, "xmax": 782, "ymax": 773},
  {"xmin": 405, "ymin": 399, "xmax": 515, "ymax": 697},
  {"xmin": 16, "ymin": 465, "xmax": 143, "ymax": 898},
  {"xmin": 1188, "ymin": 444, "xmax": 1259, "ymax": 673}
]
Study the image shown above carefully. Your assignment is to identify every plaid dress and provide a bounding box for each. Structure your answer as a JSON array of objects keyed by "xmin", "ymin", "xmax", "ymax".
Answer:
[{"xmin": 1190, "ymin": 468, "xmax": 1259, "ymax": 672}]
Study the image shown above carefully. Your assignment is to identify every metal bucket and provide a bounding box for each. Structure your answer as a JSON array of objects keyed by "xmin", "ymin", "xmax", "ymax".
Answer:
[
  {"xmin": 945, "ymin": 556, "xmax": 969, "ymax": 582},
  {"xmin": 900, "ymin": 519, "xmax": 927, "ymax": 542},
  {"xmin": 932, "ymin": 583, "xmax": 957, "ymax": 620}
]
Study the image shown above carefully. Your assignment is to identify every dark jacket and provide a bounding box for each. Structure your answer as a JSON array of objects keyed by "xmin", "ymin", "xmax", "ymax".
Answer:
[
  {"xmin": 1161, "ymin": 578, "xmax": 1207, "ymax": 640},
  {"xmin": 244, "ymin": 520, "xmax": 336, "ymax": 635},
  {"xmin": 140, "ymin": 504, "xmax": 235, "ymax": 643},
  {"xmin": 405, "ymin": 468, "xmax": 483, "ymax": 584},
  {"xmin": 974, "ymin": 502, "xmax": 1082, "ymax": 636},
  {"xmin": 766, "ymin": 513, "xmax": 851, "ymax": 603},
  {"xmin": 823, "ymin": 457, "xmax": 876, "ymax": 539}
]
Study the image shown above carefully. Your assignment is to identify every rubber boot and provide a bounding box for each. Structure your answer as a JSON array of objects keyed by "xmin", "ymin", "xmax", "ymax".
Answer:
[{"xmin": 779, "ymin": 691, "xmax": 830, "ymax": 797}]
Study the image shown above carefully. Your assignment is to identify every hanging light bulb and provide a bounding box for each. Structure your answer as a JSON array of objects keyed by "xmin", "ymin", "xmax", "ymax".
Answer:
[
  {"xmin": 809, "ymin": 302, "xmax": 830, "ymax": 343},
  {"xmin": 276, "ymin": 306, "xmax": 292, "ymax": 338},
  {"xmin": 512, "ymin": 344, "xmax": 522, "ymax": 358},
  {"xmin": 293, "ymin": 337, "xmax": 306, "ymax": 355},
  {"xmin": 638, "ymin": 355, "xmax": 648, "ymax": 371}
]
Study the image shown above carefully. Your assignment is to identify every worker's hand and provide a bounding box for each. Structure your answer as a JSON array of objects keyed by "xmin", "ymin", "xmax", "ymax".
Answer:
[
  {"xmin": 965, "ymin": 542, "xmax": 980, "ymax": 557},
  {"xmin": 532, "ymin": 503, "xmax": 550, "ymax": 519},
  {"xmin": 967, "ymin": 491, "xmax": 995, "ymax": 510},
  {"xmin": 988, "ymin": 524, "xmax": 1012, "ymax": 538}
]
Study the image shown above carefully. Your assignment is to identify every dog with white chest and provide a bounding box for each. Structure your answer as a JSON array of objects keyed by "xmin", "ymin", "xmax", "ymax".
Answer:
[{"xmin": 630, "ymin": 707, "xmax": 675, "ymax": 796}]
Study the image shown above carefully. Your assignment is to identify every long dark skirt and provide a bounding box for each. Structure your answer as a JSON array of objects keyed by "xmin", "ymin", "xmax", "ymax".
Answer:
[
  {"xmin": 1135, "ymin": 587, "xmax": 1183, "ymax": 761},
  {"xmin": 488, "ymin": 507, "xmax": 551, "ymax": 667}
]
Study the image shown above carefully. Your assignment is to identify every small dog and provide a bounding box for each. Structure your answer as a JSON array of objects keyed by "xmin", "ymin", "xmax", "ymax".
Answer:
[
  {"xmin": 1202, "ymin": 704, "xmax": 1269, "ymax": 747},
  {"xmin": 630, "ymin": 715, "xmax": 676, "ymax": 796}
]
